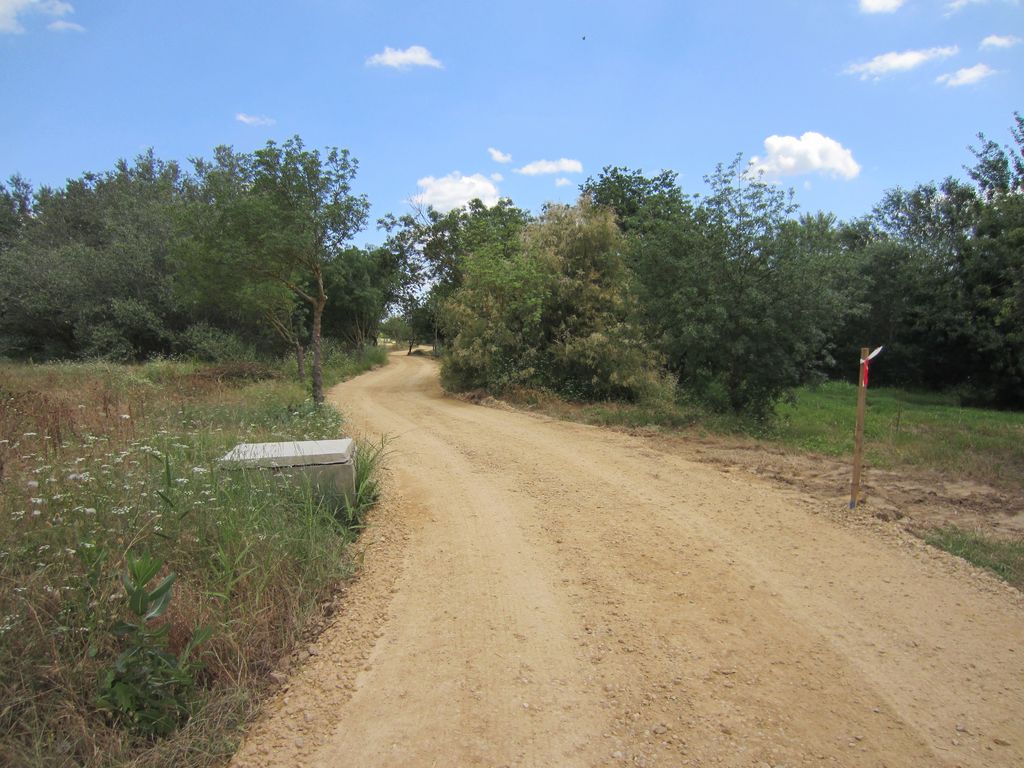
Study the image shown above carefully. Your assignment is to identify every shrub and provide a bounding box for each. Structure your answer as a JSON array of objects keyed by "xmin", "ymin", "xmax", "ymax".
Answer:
[
  {"xmin": 441, "ymin": 199, "xmax": 661, "ymax": 402},
  {"xmin": 175, "ymin": 323, "xmax": 256, "ymax": 362}
]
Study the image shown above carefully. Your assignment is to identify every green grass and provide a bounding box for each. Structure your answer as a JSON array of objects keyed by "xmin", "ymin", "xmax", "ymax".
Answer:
[
  {"xmin": 0, "ymin": 351, "xmax": 386, "ymax": 767},
  {"xmin": 925, "ymin": 527, "xmax": 1024, "ymax": 590},
  {"xmin": 770, "ymin": 382, "xmax": 1024, "ymax": 490}
]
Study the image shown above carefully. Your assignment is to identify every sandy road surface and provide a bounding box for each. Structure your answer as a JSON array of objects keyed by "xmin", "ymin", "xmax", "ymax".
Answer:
[{"xmin": 233, "ymin": 353, "xmax": 1024, "ymax": 768}]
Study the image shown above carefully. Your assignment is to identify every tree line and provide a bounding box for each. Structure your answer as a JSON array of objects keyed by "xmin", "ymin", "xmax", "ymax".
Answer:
[
  {"xmin": 389, "ymin": 113, "xmax": 1024, "ymax": 414},
  {"xmin": 0, "ymin": 138, "xmax": 412, "ymax": 404},
  {"xmin": 2, "ymin": 114, "xmax": 1022, "ymax": 413}
]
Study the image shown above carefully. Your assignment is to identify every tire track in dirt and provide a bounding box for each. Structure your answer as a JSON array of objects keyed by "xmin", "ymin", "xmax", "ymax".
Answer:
[{"xmin": 232, "ymin": 353, "xmax": 1024, "ymax": 767}]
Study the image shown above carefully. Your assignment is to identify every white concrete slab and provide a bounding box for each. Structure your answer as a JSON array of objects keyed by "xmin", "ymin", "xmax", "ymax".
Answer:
[{"xmin": 220, "ymin": 439, "xmax": 355, "ymax": 468}]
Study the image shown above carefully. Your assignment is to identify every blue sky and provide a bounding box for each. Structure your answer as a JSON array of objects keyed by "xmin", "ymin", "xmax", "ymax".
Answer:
[{"xmin": 1, "ymin": 0, "xmax": 1021, "ymax": 242}]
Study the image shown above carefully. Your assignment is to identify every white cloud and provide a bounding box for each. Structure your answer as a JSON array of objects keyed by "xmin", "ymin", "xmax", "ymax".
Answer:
[
  {"xmin": 490, "ymin": 173, "xmax": 504, "ymax": 182},
  {"xmin": 488, "ymin": 147, "xmax": 512, "ymax": 163},
  {"xmin": 47, "ymin": 18, "xmax": 82, "ymax": 31},
  {"xmin": 235, "ymin": 112, "xmax": 276, "ymax": 127},
  {"xmin": 411, "ymin": 172, "xmax": 500, "ymax": 212},
  {"xmin": 366, "ymin": 45, "xmax": 442, "ymax": 70},
  {"xmin": 845, "ymin": 46, "xmax": 958, "ymax": 80},
  {"xmin": 947, "ymin": 0, "xmax": 1020, "ymax": 13},
  {"xmin": 981, "ymin": 34, "xmax": 1021, "ymax": 49},
  {"xmin": 0, "ymin": 0, "xmax": 74, "ymax": 34},
  {"xmin": 946, "ymin": 0, "xmax": 984, "ymax": 12},
  {"xmin": 516, "ymin": 158, "xmax": 583, "ymax": 176},
  {"xmin": 937, "ymin": 63, "xmax": 997, "ymax": 86},
  {"xmin": 748, "ymin": 132, "xmax": 861, "ymax": 181},
  {"xmin": 554, "ymin": 178, "xmax": 572, "ymax": 187},
  {"xmin": 859, "ymin": 0, "xmax": 905, "ymax": 13}
]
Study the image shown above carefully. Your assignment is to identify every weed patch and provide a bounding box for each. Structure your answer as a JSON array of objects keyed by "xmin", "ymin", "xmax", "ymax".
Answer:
[{"xmin": 0, "ymin": 351, "xmax": 385, "ymax": 766}]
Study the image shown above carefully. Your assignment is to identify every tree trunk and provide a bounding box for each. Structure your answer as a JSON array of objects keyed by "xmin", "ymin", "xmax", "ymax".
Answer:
[
  {"xmin": 295, "ymin": 341, "xmax": 306, "ymax": 381},
  {"xmin": 311, "ymin": 298, "xmax": 325, "ymax": 405}
]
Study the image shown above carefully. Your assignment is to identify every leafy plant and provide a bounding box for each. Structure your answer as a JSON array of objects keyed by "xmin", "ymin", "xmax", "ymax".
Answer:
[{"xmin": 97, "ymin": 552, "xmax": 210, "ymax": 736}]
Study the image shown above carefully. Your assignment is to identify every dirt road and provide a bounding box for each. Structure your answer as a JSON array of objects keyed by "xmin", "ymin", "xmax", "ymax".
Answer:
[{"xmin": 233, "ymin": 353, "xmax": 1024, "ymax": 767}]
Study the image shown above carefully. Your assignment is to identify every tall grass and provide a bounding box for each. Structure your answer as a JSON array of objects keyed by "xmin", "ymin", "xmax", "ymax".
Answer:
[{"xmin": 0, "ymin": 352, "xmax": 385, "ymax": 766}]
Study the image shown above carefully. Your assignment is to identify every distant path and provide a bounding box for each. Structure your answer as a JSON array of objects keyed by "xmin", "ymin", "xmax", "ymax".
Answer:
[{"xmin": 233, "ymin": 352, "xmax": 1024, "ymax": 767}]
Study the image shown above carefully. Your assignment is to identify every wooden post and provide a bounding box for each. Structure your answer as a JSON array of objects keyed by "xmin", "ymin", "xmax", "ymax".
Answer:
[{"xmin": 849, "ymin": 347, "xmax": 869, "ymax": 509}]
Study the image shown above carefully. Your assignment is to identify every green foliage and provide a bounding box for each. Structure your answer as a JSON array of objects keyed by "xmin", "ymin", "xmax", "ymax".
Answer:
[
  {"xmin": 0, "ymin": 153, "xmax": 183, "ymax": 361},
  {"xmin": 98, "ymin": 553, "xmax": 210, "ymax": 736},
  {"xmin": 967, "ymin": 111, "xmax": 1024, "ymax": 200},
  {"xmin": 598, "ymin": 160, "xmax": 849, "ymax": 417},
  {"xmin": 1, "ymin": 139, "xmax": 392, "ymax": 389},
  {"xmin": 174, "ymin": 323, "xmax": 256, "ymax": 362},
  {"xmin": 321, "ymin": 246, "xmax": 407, "ymax": 348},
  {"xmin": 341, "ymin": 437, "xmax": 388, "ymax": 527},
  {"xmin": 825, "ymin": 113, "xmax": 1024, "ymax": 408},
  {"xmin": 580, "ymin": 165, "xmax": 689, "ymax": 235},
  {"xmin": 441, "ymin": 199, "xmax": 663, "ymax": 401},
  {"xmin": 379, "ymin": 315, "xmax": 412, "ymax": 346}
]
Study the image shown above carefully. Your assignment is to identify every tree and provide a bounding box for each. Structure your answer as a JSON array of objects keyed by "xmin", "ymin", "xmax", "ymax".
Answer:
[
  {"xmin": 441, "ymin": 198, "xmax": 661, "ymax": 400},
  {"xmin": 246, "ymin": 138, "xmax": 369, "ymax": 403},
  {"xmin": 176, "ymin": 146, "xmax": 306, "ymax": 372},
  {"xmin": 580, "ymin": 165, "xmax": 689, "ymax": 235},
  {"xmin": 0, "ymin": 175, "xmax": 32, "ymax": 253},
  {"xmin": 379, "ymin": 197, "xmax": 531, "ymax": 353},
  {"xmin": 0, "ymin": 151, "xmax": 185, "ymax": 361},
  {"xmin": 183, "ymin": 138, "xmax": 369, "ymax": 402},
  {"xmin": 620, "ymin": 159, "xmax": 847, "ymax": 416},
  {"xmin": 321, "ymin": 245, "xmax": 408, "ymax": 348},
  {"xmin": 967, "ymin": 111, "xmax": 1024, "ymax": 200},
  {"xmin": 830, "ymin": 179, "xmax": 981, "ymax": 390}
]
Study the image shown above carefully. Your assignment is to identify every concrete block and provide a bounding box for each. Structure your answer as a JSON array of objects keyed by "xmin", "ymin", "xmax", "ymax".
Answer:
[{"xmin": 220, "ymin": 439, "xmax": 357, "ymax": 506}]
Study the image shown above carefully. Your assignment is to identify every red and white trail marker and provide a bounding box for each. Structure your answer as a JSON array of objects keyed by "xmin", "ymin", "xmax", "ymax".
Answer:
[
  {"xmin": 850, "ymin": 346, "xmax": 883, "ymax": 510},
  {"xmin": 860, "ymin": 345, "xmax": 884, "ymax": 388}
]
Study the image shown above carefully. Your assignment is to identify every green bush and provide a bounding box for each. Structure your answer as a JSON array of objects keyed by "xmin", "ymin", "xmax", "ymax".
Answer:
[
  {"xmin": 441, "ymin": 199, "xmax": 661, "ymax": 402},
  {"xmin": 175, "ymin": 323, "xmax": 256, "ymax": 362}
]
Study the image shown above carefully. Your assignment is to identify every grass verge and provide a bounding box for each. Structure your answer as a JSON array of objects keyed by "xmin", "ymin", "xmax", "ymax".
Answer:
[
  {"xmin": 0, "ymin": 350, "xmax": 385, "ymax": 767},
  {"xmin": 924, "ymin": 527, "xmax": 1024, "ymax": 591}
]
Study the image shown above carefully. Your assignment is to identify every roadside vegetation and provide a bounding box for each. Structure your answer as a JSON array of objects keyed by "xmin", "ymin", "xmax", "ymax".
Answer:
[{"xmin": 0, "ymin": 349, "xmax": 385, "ymax": 767}]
